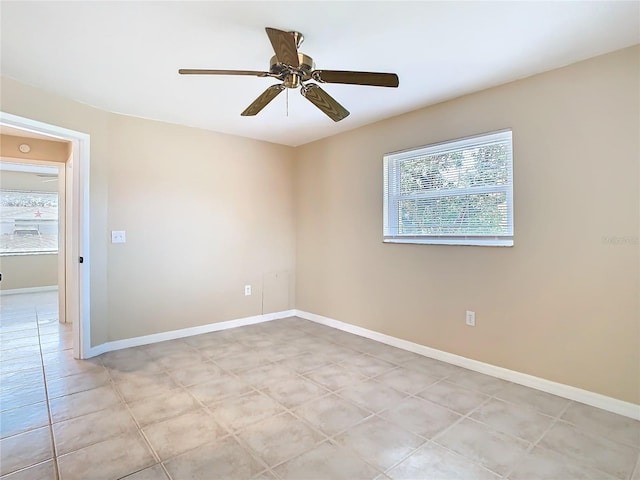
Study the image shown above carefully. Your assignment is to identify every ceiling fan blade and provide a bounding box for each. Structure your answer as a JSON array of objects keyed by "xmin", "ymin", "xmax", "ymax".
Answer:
[
  {"xmin": 312, "ymin": 70, "xmax": 399, "ymax": 87},
  {"xmin": 300, "ymin": 83, "xmax": 350, "ymax": 122},
  {"xmin": 241, "ymin": 84, "xmax": 285, "ymax": 116},
  {"xmin": 178, "ymin": 69, "xmax": 270, "ymax": 77},
  {"xmin": 265, "ymin": 27, "xmax": 300, "ymax": 68}
]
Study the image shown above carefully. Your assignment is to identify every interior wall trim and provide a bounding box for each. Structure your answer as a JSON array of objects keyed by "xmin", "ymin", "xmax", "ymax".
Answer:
[
  {"xmin": 294, "ymin": 309, "xmax": 640, "ymax": 420},
  {"xmin": 85, "ymin": 309, "xmax": 296, "ymax": 357},
  {"xmin": 0, "ymin": 285, "xmax": 58, "ymax": 296}
]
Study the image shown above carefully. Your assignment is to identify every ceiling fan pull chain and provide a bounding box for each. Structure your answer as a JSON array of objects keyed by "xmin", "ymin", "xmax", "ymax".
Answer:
[{"xmin": 286, "ymin": 87, "xmax": 289, "ymax": 117}]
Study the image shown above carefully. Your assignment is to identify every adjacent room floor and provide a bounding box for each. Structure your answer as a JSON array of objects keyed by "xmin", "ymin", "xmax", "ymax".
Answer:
[{"xmin": 1, "ymin": 292, "xmax": 639, "ymax": 480}]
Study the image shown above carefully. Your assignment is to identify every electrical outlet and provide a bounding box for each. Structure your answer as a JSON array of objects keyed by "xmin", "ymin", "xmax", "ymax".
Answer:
[
  {"xmin": 111, "ymin": 231, "xmax": 126, "ymax": 244},
  {"xmin": 244, "ymin": 285, "xmax": 251, "ymax": 296},
  {"xmin": 466, "ymin": 310, "xmax": 476, "ymax": 327}
]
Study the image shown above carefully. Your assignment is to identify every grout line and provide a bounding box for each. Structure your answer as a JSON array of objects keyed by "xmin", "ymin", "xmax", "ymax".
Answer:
[{"xmin": 35, "ymin": 304, "xmax": 61, "ymax": 480}]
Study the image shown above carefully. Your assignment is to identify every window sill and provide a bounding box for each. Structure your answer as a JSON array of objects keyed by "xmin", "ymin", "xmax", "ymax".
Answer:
[{"xmin": 383, "ymin": 237, "xmax": 513, "ymax": 247}]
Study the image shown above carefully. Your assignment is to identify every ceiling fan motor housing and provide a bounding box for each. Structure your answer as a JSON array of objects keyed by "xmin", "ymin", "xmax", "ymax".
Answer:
[{"xmin": 270, "ymin": 53, "xmax": 315, "ymax": 88}]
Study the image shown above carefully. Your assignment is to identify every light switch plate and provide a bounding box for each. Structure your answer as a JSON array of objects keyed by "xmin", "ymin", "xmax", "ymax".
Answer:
[{"xmin": 111, "ymin": 230, "xmax": 126, "ymax": 244}]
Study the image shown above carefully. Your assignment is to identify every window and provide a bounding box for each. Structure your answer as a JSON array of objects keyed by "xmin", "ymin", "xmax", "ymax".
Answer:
[
  {"xmin": 383, "ymin": 130, "xmax": 513, "ymax": 246},
  {"xmin": 0, "ymin": 189, "xmax": 59, "ymax": 255}
]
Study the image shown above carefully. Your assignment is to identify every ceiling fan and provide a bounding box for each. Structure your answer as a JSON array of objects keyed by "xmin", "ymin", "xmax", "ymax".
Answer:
[{"xmin": 178, "ymin": 27, "xmax": 399, "ymax": 122}]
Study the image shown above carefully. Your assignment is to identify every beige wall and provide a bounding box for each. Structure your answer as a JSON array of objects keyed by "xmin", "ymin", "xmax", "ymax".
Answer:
[
  {"xmin": 295, "ymin": 46, "xmax": 640, "ymax": 404},
  {"xmin": 0, "ymin": 254, "xmax": 57, "ymax": 290},
  {"xmin": 1, "ymin": 77, "xmax": 296, "ymax": 345},
  {"xmin": 106, "ymin": 115, "xmax": 296, "ymax": 340},
  {"xmin": 0, "ymin": 169, "xmax": 59, "ymax": 290}
]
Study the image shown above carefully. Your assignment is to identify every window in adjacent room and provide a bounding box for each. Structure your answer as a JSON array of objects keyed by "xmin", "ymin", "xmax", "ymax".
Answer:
[
  {"xmin": 383, "ymin": 129, "xmax": 513, "ymax": 246},
  {"xmin": 1, "ymin": 187, "xmax": 59, "ymax": 255}
]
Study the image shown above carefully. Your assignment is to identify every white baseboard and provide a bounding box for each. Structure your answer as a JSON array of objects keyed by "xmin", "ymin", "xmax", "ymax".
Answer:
[
  {"xmin": 85, "ymin": 309, "xmax": 296, "ymax": 358},
  {"xmin": 0, "ymin": 285, "xmax": 58, "ymax": 295},
  {"xmin": 294, "ymin": 309, "xmax": 640, "ymax": 421}
]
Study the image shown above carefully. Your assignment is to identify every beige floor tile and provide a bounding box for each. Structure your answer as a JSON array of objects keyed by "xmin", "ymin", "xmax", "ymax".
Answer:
[
  {"xmin": 142, "ymin": 408, "xmax": 226, "ymax": 460},
  {"xmin": 382, "ymin": 397, "xmax": 461, "ymax": 438},
  {"xmin": 237, "ymin": 413, "xmax": 325, "ymax": 467},
  {"xmin": 293, "ymin": 394, "xmax": 371, "ymax": 436},
  {"xmin": 57, "ymin": 431, "xmax": 156, "ymax": 480},
  {"xmin": 304, "ymin": 363, "xmax": 367, "ymax": 391},
  {"xmin": 338, "ymin": 380, "xmax": 408, "ymax": 413},
  {"xmin": 0, "ymin": 426, "xmax": 52, "ymax": 476},
  {"xmin": 0, "ymin": 368, "xmax": 44, "ymax": 392},
  {"xmin": 0, "ymin": 355, "xmax": 41, "ymax": 374},
  {"xmin": 374, "ymin": 367, "xmax": 440, "ymax": 395},
  {"xmin": 128, "ymin": 388, "xmax": 199, "ymax": 426},
  {"xmin": 208, "ymin": 391, "xmax": 285, "ymax": 432},
  {"xmin": 632, "ymin": 455, "xmax": 640, "ymax": 480},
  {"xmin": 403, "ymin": 356, "xmax": 464, "ymax": 378},
  {"xmin": 45, "ymin": 369, "xmax": 111, "ymax": 399},
  {"xmin": 100, "ymin": 348, "xmax": 162, "ymax": 375},
  {"xmin": 119, "ymin": 463, "xmax": 169, "ymax": 479},
  {"xmin": 0, "ymin": 459, "xmax": 56, "ymax": 480},
  {"xmin": 198, "ymin": 341, "xmax": 246, "ymax": 360},
  {"xmin": 49, "ymin": 384, "xmax": 121, "ymax": 423},
  {"xmin": 53, "ymin": 403, "xmax": 137, "ymax": 455},
  {"xmin": 495, "ymin": 382, "xmax": 570, "ymax": 417},
  {"xmin": 417, "ymin": 380, "xmax": 489, "ymax": 414},
  {"xmin": 139, "ymin": 340, "xmax": 195, "ymax": 359},
  {"xmin": 364, "ymin": 344, "xmax": 422, "ymax": 365},
  {"xmin": 387, "ymin": 442, "xmax": 500, "ymax": 480},
  {"xmin": 43, "ymin": 357, "xmax": 104, "ymax": 380},
  {"xmin": 338, "ymin": 355, "xmax": 397, "ymax": 378},
  {"xmin": 235, "ymin": 363, "xmax": 298, "ymax": 388},
  {"xmin": 274, "ymin": 441, "xmax": 380, "ymax": 480},
  {"xmin": 0, "ymin": 336, "xmax": 40, "ymax": 350},
  {"xmin": 445, "ymin": 369, "xmax": 510, "ymax": 395},
  {"xmin": 166, "ymin": 361, "xmax": 225, "ymax": 387},
  {"xmin": 470, "ymin": 398, "xmax": 554, "ymax": 442},
  {"xmin": 182, "ymin": 332, "xmax": 228, "ymax": 349},
  {"xmin": 260, "ymin": 375, "xmax": 328, "ymax": 409},
  {"xmin": 0, "ymin": 346, "xmax": 41, "ymax": 363},
  {"xmin": 155, "ymin": 350, "xmax": 205, "ymax": 371},
  {"xmin": 0, "ymin": 326, "xmax": 37, "ymax": 338},
  {"xmin": 164, "ymin": 437, "xmax": 265, "ymax": 479},
  {"xmin": 187, "ymin": 375, "xmax": 252, "ymax": 404},
  {"xmin": 507, "ymin": 445, "xmax": 618, "ymax": 480},
  {"xmin": 276, "ymin": 352, "xmax": 333, "ymax": 374},
  {"xmin": 538, "ymin": 421, "xmax": 638, "ymax": 479},
  {"xmin": 215, "ymin": 351, "xmax": 274, "ymax": 373},
  {"xmin": 0, "ymin": 383, "xmax": 46, "ymax": 412},
  {"xmin": 334, "ymin": 416, "xmax": 423, "ymax": 471},
  {"xmin": 253, "ymin": 470, "xmax": 278, "ymax": 479},
  {"xmin": 0, "ymin": 401, "xmax": 49, "ymax": 438},
  {"xmin": 434, "ymin": 418, "xmax": 530, "ymax": 476},
  {"xmin": 114, "ymin": 371, "xmax": 179, "ymax": 403},
  {"xmin": 561, "ymin": 402, "xmax": 640, "ymax": 448}
]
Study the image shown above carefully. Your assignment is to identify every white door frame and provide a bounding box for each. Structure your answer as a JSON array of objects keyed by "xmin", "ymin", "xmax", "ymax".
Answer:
[{"xmin": 1, "ymin": 112, "xmax": 91, "ymax": 359}]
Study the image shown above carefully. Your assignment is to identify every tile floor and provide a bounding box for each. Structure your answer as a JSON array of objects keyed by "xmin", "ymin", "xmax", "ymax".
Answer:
[{"xmin": 1, "ymin": 292, "xmax": 639, "ymax": 479}]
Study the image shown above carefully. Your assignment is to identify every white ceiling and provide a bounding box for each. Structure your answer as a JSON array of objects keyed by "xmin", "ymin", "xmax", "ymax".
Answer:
[{"xmin": 1, "ymin": 1, "xmax": 638, "ymax": 147}]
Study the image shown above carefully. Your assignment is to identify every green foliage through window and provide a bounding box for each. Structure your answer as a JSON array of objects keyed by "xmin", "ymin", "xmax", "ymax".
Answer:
[{"xmin": 384, "ymin": 130, "xmax": 513, "ymax": 246}]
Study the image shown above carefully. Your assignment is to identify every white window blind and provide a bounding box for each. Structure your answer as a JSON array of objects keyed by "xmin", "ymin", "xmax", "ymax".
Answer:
[{"xmin": 383, "ymin": 130, "xmax": 513, "ymax": 246}]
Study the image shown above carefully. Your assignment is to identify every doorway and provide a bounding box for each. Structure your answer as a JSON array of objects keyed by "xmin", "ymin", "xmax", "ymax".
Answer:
[{"xmin": 0, "ymin": 112, "xmax": 90, "ymax": 359}]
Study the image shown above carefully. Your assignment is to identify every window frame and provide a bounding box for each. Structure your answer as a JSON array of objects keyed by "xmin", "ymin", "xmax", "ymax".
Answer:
[{"xmin": 383, "ymin": 129, "xmax": 514, "ymax": 247}]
